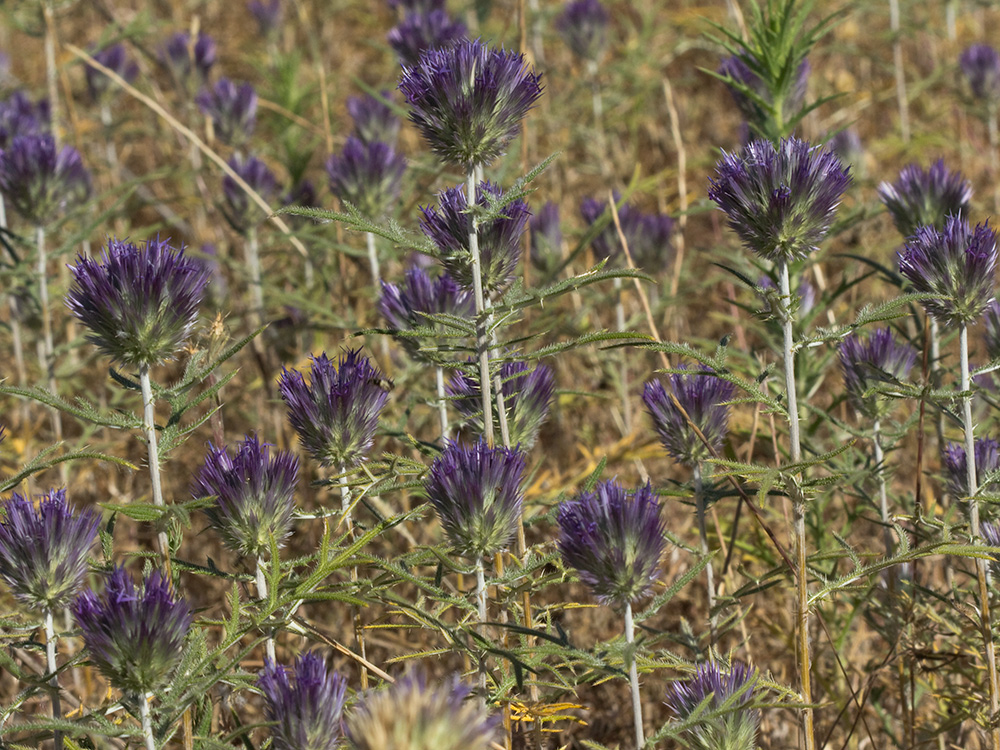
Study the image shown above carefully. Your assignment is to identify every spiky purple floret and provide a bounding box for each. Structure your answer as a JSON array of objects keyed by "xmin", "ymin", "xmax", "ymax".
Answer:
[
  {"xmin": 708, "ymin": 137, "xmax": 850, "ymax": 263},
  {"xmin": 580, "ymin": 194, "xmax": 642, "ymax": 263},
  {"xmin": 420, "ymin": 179, "xmax": 529, "ymax": 292},
  {"xmin": 399, "ymin": 38, "xmax": 542, "ymax": 171},
  {"xmin": 717, "ymin": 52, "xmax": 809, "ymax": 131},
  {"xmin": 388, "ymin": 9, "xmax": 467, "ymax": 69},
  {"xmin": 197, "ymin": 78, "xmax": 258, "ymax": 147},
  {"xmin": 378, "ymin": 266, "xmax": 474, "ymax": 361},
  {"xmin": 0, "ymin": 134, "xmax": 90, "ymax": 224},
  {"xmin": 85, "ymin": 45, "xmax": 138, "ymax": 102},
  {"xmin": 898, "ymin": 216, "xmax": 998, "ymax": 326},
  {"xmin": 985, "ymin": 300, "xmax": 1000, "ymax": 361},
  {"xmin": 258, "ymin": 653, "xmax": 347, "ymax": 750},
  {"xmin": 961, "ymin": 44, "xmax": 1000, "ymax": 102},
  {"xmin": 192, "ymin": 434, "xmax": 298, "ymax": 558},
  {"xmin": 279, "ymin": 349, "xmax": 389, "ymax": 468},
  {"xmin": 557, "ymin": 480, "xmax": 665, "ymax": 606},
  {"xmin": 556, "ymin": 0, "xmax": 609, "ymax": 63},
  {"xmin": 982, "ymin": 522, "xmax": 1000, "ymax": 580},
  {"xmin": 0, "ymin": 91, "xmax": 50, "ymax": 148},
  {"xmin": 347, "ymin": 671, "xmax": 501, "ymax": 750},
  {"xmin": 66, "ymin": 236, "xmax": 209, "ymax": 368},
  {"xmin": 326, "ymin": 136, "xmax": 406, "ymax": 219},
  {"xmin": 665, "ymin": 661, "xmax": 760, "ymax": 750},
  {"xmin": 222, "ymin": 153, "xmax": 280, "ymax": 232},
  {"xmin": 424, "ymin": 439, "xmax": 525, "ymax": 559},
  {"xmin": 643, "ymin": 368, "xmax": 736, "ymax": 467},
  {"xmin": 838, "ymin": 328, "xmax": 917, "ymax": 419},
  {"xmin": 162, "ymin": 32, "xmax": 216, "ymax": 91},
  {"xmin": 942, "ymin": 437, "xmax": 1000, "ymax": 499},
  {"xmin": 248, "ymin": 0, "xmax": 284, "ymax": 37},
  {"xmin": 877, "ymin": 160, "xmax": 973, "ymax": 238},
  {"xmin": 447, "ymin": 360, "xmax": 555, "ymax": 448},
  {"xmin": 529, "ymin": 200, "xmax": 562, "ymax": 271},
  {"xmin": 0, "ymin": 489, "xmax": 100, "ymax": 612},
  {"xmin": 348, "ymin": 91, "xmax": 401, "ymax": 147},
  {"xmin": 73, "ymin": 567, "xmax": 191, "ymax": 695}
]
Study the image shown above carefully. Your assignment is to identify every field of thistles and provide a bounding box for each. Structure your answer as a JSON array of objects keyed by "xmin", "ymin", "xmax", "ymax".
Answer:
[{"xmin": 5, "ymin": 0, "xmax": 1000, "ymax": 748}]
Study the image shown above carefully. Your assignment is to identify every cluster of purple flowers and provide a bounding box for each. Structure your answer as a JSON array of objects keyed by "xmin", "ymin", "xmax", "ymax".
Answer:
[
  {"xmin": 665, "ymin": 661, "xmax": 761, "ymax": 750},
  {"xmin": 258, "ymin": 652, "xmax": 348, "ymax": 750},
  {"xmin": 942, "ymin": 437, "xmax": 1000, "ymax": 500}
]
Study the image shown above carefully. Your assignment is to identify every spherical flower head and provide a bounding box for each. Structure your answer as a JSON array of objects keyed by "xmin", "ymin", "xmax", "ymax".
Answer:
[
  {"xmin": 348, "ymin": 671, "xmax": 500, "ymax": 750},
  {"xmin": 898, "ymin": 216, "xmax": 998, "ymax": 327},
  {"xmin": 877, "ymin": 160, "xmax": 973, "ymax": 238},
  {"xmin": 279, "ymin": 349, "xmax": 390, "ymax": 469},
  {"xmin": 66, "ymin": 236, "xmax": 209, "ymax": 368},
  {"xmin": 197, "ymin": 78, "xmax": 258, "ymax": 147},
  {"xmin": 73, "ymin": 566, "xmax": 192, "ymax": 695},
  {"xmin": 718, "ymin": 52, "xmax": 810, "ymax": 134},
  {"xmin": 643, "ymin": 368, "xmax": 736, "ymax": 467},
  {"xmin": 580, "ymin": 193, "xmax": 641, "ymax": 264},
  {"xmin": 420, "ymin": 179, "xmax": 529, "ymax": 292},
  {"xmin": 192, "ymin": 434, "xmax": 298, "ymax": 559},
  {"xmin": 85, "ymin": 45, "xmax": 138, "ymax": 103},
  {"xmin": 258, "ymin": 652, "xmax": 347, "ymax": 750},
  {"xmin": 424, "ymin": 439, "xmax": 525, "ymax": 559},
  {"xmin": 961, "ymin": 44, "xmax": 1000, "ymax": 102},
  {"xmin": 0, "ymin": 489, "xmax": 100, "ymax": 613},
  {"xmin": 388, "ymin": 9, "xmax": 467, "ymax": 69},
  {"xmin": 556, "ymin": 0, "xmax": 609, "ymax": 63},
  {"xmin": 0, "ymin": 134, "xmax": 90, "ymax": 225},
  {"xmin": 838, "ymin": 328, "xmax": 917, "ymax": 420},
  {"xmin": 398, "ymin": 38, "xmax": 543, "ymax": 171},
  {"xmin": 0, "ymin": 91, "xmax": 50, "ymax": 148},
  {"xmin": 448, "ymin": 360, "xmax": 555, "ymax": 448},
  {"xmin": 665, "ymin": 661, "xmax": 761, "ymax": 750},
  {"xmin": 162, "ymin": 32, "xmax": 216, "ymax": 92},
  {"xmin": 378, "ymin": 266, "xmax": 474, "ymax": 362},
  {"xmin": 348, "ymin": 91, "xmax": 401, "ymax": 147},
  {"xmin": 248, "ymin": 0, "xmax": 284, "ymax": 38},
  {"xmin": 942, "ymin": 437, "xmax": 1000, "ymax": 499},
  {"xmin": 222, "ymin": 153, "xmax": 280, "ymax": 233},
  {"xmin": 326, "ymin": 137, "xmax": 406, "ymax": 219},
  {"xmin": 529, "ymin": 200, "xmax": 562, "ymax": 272},
  {"xmin": 708, "ymin": 137, "xmax": 850, "ymax": 263},
  {"xmin": 557, "ymin": 480, "xmax": 665, "ymax": 607},
  {"xmin": 985, "ymin": 300, "xmax": 1000, "ymax": 361}
]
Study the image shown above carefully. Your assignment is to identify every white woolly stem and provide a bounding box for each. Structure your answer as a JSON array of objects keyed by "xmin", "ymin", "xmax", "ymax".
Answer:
[
  {"xmin": 366, "ymin": 231, "xmax": 389, "ymax": 363},
  {"xmin": 99, "ymin": 103, "xmax": 121, "ymax": 177},
  {"xmin": 246, "ymin": 225, "xmax": 264, "ymax": 324},
  {"xmin": 624, "ymin": 602, "xmax": 645, "ymax": 749},
  {"xmin": 587, "ymin": 60, "xmax": 608, "ymax": 175},
  {"xmin": 930, "ymin": 317, "xmax": 945, "ymax": 450},
  {"xmin": 436, "ymin": 365, "xmax": 450, "ymax": 441},
  {"xmin": 36, "ymin": 226, "xmax": 63, "ymax": 443},
  {"xmin": 255, "ymin": 556, "xmax": 276, "ymax": 663},
  {"xmin": 338, "ymin": 465, "xmax": 368, "ymax": 688},
  {"xmin": 487, "ymin": 301, "xmax": 511, "ymax": 447},
  {"xmin": 614, "ymin": 276, "xmax": 633, "ymax": 434},
  {"xmin": 476, "ymin": 558, "xmax": 488, "ymax": 690},
  {"xmin": 139, "ymin": 366, "xmax": 171, "ymax": 573},
  {"xmin": 138, "ymin": 695, "xmax": 156, "ymax": 750},
  {"xmin": 888, "ymin": 0, "xmax": 910, "ymax": 143},
  {"xmin": 873, "ymin": 418, "xmax": 893, "ymax": 559},
  {"xmin": 693, "ymin": 463, "xmax": 716, "ymax": 628},
  {"xmin": 467, "ymin": 171, "xmax": 494, "ymax": 446},
  {"xmin": 44, "ymin": 610, "xmax": 62, "ymax": 750}
]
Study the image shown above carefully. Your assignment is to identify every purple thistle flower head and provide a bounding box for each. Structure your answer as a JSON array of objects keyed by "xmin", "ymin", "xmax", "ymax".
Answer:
[
  {"xmin": 162, "ymin": 32, "xmax": 216, "ymax": 92},
  {"xmin": 326, "ymin": 137, "xmax": 406, "ymax": 219},
  {"xmin": 0, "ymin": 489, "xmax": 100, "ymax": 613},
  {"xmin": 0, "ymin": 134, "xmax": 90, "ymax": 225},
  {"xmin": 665, "ymin": 661, "xmax": 761, "ymax": 750},
  {"xmin": 529, "ymin": 200, "xmax": 562, "ymax": 272},
  {"xmin": 192, "ymin": 434, "xmax": 298, "ymax": 558},
  {"xmin": 838, "ymin": 328, "xmax": 917, "ymax": 420},
  {"xmin": 67, "ymin": 236, "xmax": 209, "ymax": 368},
  {"xmin": 556, "ymin": 0, "xmax": 610, "ymax": 63},
  {"xmin": 347, "ymin": 91, "xmax": 401, "ymax": 147},
  {"xmin": 398, "ymin": 38, "xmax": 542, "ymax": 171},
  {"xmin": 877, "ymin": 160, "xmax": 973, "ymax": 238},
  {"xmin": 0, "ymin": 91, "xmax": 50, "ymax": 148},
  {"xmin": 279, "ymin": 349, "xmax": 390, "ymax": 469},
  {"xmin": 708, "ymin": 137, "xmax": 850, "ymax": 263},
  {"xmin": 420, "ymin": 179, "xmax": 529, "ymax": 292},
  {"xmin": 73, "ymin": 566, "xmax": 192, "ymax": 695},
  {"xmin": 248, "ymin": 0, "xmax": 284, "ymax": 37},
  {"xmin": 85, "ymin": 45, "xmax": 138, "ymax": 103},
  {"xmin": 557, "ymin": 480, "xmax": 665, "ymax": 607},
  {"xmin": 448, "ymin": 360, "xmax": 555, "ymax": 448},
  {"xmin": 942, "ymin": 437, "xmax": 1000, "ymax": 499},
  {"xmin": 982, "ymin": 522, "xmax": 1000, "ymax": 580},
  {"xmin": 897, "ymin": 216, "xmax": 998, "ymax": 327},
  {"xmin": 718, "ymin": 51, "xmax": 809, "ymax": 135},
  {"xmin": 378, "ymin": 266, "xmax": 474, "ymax": 361},
  {"xmin": 984, "ymin": 300, "xmax": 1000, "ymax": 361},
  {"xmin": 643, "ymin": 367, "xmax": 736, "ymax": 467},
  {"xmin": 347, "ymin": 671, "xmax": 501, "ymax": 750},
  {"xmin": 197, "ymin": 78, "xmax": 258, "ymax": 147},
  {"xmin": 388, "ymin": 9, "xmax": 467, "ymax": 69},
  {"xmin": 222, "ymin": 153, "xmax": 280, "ymax": 233},
  {"xmin": 258, "ymin": 652, "xmax": 347, "ymax": 750},
  {"xmin": 424, "ymin": 439, "xmax": 525, "ymax": 559},
  {"xmin": 961, "ymin": 44, "xmax": 1000, "ymax": 102}
]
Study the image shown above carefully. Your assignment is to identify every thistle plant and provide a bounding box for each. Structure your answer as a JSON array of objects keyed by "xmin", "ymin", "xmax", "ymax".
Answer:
[
  {"xmin": 347, "ymin": 672, "xmax": 501, "ymax": 750},
  {"xmin": 718, "ymin": 51, "xmax": 809, "ymax": 137},
  {"xmin": 192, "ymin": 434, "xmax": 298, "ymax": 661},
  {"xmin": 67, "ymin": 236, "xmax": 210, "ymax": 571},
  {"xmin": 196, "ymin": 78, "xmax": 258, "ymax": 148},
  {"xmin": 73, "ymin": 567, "xmax": 192, "ymax": 750},
  {"xmin": 877, "ymin": 160, "xmax": 973, "ymax": 238},
  {"xmin": 942, "ymin": 438, "xmax": 1000, "ymax": 501},
  {"xmin": 387, "ymin": 9, "xmax": 467, "ymax": 68},
  {"xmin": 665, "ymin": 661, "xmax": 761, "ymax": 750},
  {"xmin": 0, "ymin": 91, "xmax": 50, "ymax": 147},
  {"xmin": 258, "ymin": 652, "xmax": 348, "ymax": 750},
  {"xmin": 558, "ymin": 480, "xmax": 666, "ymax": 748},
  {"xmin": 709, "ymin": 136, "xmax": 850, "ymax": 750}
]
